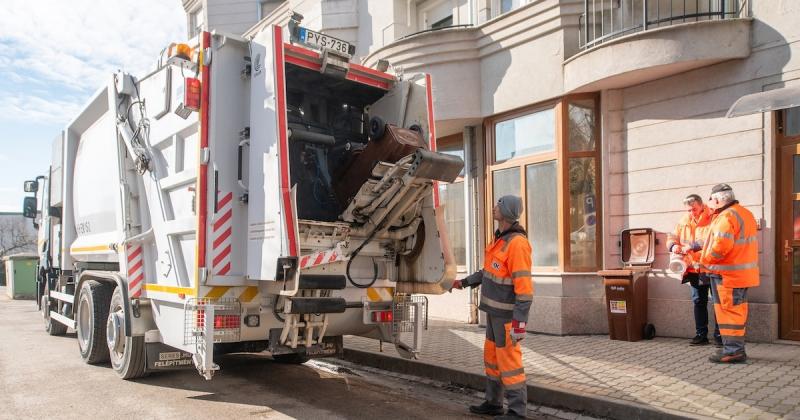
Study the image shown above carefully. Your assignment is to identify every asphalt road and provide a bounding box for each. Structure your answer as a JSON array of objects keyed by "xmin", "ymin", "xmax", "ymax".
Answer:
[{"xmin": 0, "ymin": 293, "xmax": 559, "ymax": 420}]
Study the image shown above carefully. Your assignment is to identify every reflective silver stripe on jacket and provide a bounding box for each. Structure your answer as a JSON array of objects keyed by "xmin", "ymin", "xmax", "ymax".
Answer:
[
  {"xmin": 500, "ymin": 368, "xmax": 525, "ymax": 378},
  {"xmin": 511, "ymin": 270, "xmax": 531, "ymax": 279},
  {"xmin": 711, "ymin": 251, "xmax": 724, "ymax": 260},
  {"xmin": 714, "ymin": 232, "xmax": 734, "ymax": 240},
  {"xmin": 481, "ymin": 295, "xmax": 516, "ymax": 311},
  {"xmin": 705, "ymin": 262, "xmax": 758, "ymax": 271},
  {"xmin": 735, "ymin": 236, "xmax": 757, "ymax": 245},
  {"xmin": 484, "ymin": 272, "xmax": 514, "ymax": 286},
  {"xmin": 725, "ymin": 208, "xmax": 746, "ymax": 240},
  {"xmin": 516, "ymin": 294, "xmax": 533, "ymax": 302},
  {"xmin": 717, "ymin": 323, "xmax": 745, "ymax": 330}
]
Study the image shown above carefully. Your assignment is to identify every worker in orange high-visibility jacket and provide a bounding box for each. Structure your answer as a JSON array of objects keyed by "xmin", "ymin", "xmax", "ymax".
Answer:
[
  {"xmin": 451, "ymin": 195, "xmax": 532, "ymax": 419},
  {"xmin": 666, "ymin": 194, "xmax": 721, "ymax": 347},
  {"xmin": 695, "ymin": 184, "xmax": 759, "ymax": 364}
]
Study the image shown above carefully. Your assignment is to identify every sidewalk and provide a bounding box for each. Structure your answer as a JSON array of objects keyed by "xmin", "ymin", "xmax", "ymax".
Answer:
[{"xmin": 343, "ymin": 321, "xmax": 800, "ymax": 420}]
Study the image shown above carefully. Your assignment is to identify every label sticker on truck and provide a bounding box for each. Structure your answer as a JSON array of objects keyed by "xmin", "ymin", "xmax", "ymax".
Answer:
[
  {"xmin": 146, "ymin": 342, "xmax": 195, "ymax": 371},
  {"xmin": 610, "ymin": 300, "xmax": 627, "ymax": 314}
]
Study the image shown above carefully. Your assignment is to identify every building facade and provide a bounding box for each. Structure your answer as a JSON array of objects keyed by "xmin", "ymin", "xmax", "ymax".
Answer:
[{"xmin": 182, "ymin": 0, "xmax": 800, "ymax": 342}]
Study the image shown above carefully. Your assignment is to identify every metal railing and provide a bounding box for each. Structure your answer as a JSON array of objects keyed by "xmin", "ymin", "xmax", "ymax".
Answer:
[
  {"xmin": 578, "ymin": 0, "xmax": 748, "ymax": 51},
  {"xmin": 397, "ymin": 24, "xmax": 474, "ymax": 41}
]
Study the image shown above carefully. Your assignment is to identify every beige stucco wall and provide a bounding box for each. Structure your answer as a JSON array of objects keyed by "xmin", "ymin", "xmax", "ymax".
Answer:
[
  {"xmin": 363, "ymin": 0, "xmax": 582, "ymax": 136},
  {"xmin": 601, "ymin": 1, "xmax": 800, "ymax": 342}
]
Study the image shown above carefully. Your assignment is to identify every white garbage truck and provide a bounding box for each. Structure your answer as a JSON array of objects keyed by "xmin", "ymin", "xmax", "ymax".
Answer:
[{"xmin": 21, "ymin": 23, "xmax": 463, "ymax": 380}]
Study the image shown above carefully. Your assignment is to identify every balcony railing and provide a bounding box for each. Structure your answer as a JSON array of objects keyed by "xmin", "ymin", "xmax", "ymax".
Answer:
[
  {"xmin": 578, "ymin": 0, "xmax": 748, "ymax": 50},
  {"xmin": 397, "ymin": 24, "xmax": 474, "ymax": 42}
]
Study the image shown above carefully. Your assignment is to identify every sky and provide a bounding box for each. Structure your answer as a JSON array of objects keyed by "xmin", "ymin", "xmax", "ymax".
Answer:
[{"xmin": 0, "ymin": 0, "xmax": 186, "ymax": 212}]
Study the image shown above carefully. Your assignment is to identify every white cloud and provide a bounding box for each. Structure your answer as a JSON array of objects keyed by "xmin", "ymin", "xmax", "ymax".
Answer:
[
  {"xmin": 0, "ymin": 0, "xmax": 186, "ymax": 123},
  {"xmin": 0, "ymin": 92, "xmax": 85, "ymax": 124}
]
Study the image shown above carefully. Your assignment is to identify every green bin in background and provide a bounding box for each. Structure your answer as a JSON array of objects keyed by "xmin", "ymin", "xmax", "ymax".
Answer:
[{"xmin": 3, "ymin": 254, "xmax": 38, "ymax": 300}]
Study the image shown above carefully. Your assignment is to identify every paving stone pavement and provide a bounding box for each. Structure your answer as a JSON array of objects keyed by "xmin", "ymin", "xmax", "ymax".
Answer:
[{"xmin": 345, "ymin": 321, "xmax": 800, "ymax": 419}]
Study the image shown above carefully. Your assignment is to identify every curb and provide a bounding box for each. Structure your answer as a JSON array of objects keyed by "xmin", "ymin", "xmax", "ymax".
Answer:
[{"xmin": 340, "ymin": 348, "xmax": 707, "ymax": 420}]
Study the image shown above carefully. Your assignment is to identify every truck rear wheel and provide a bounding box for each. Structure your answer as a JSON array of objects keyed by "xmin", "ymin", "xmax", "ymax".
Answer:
[
  {"xmin": 41, "ymin": 295, "xmax": 67, "ymax": 336},
  {"xmin": 76, "ymin": 280, "xmax": 112, "ymax": 364},
  {"xmin": 107, "ymin": 286, "xmax": 147, "ymax": 379}
]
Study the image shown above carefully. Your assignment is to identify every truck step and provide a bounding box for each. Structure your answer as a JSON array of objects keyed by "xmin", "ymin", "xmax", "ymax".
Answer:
[
  {"xmin": 287, "ymin": 297, "xmax": 346, "ymax": 314},
  {"xmin": 297, "ymin": 275, "xmax": 346, "ymax": 290}
]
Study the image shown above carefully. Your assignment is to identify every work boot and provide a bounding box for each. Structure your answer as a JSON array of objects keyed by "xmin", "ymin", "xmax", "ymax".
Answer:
[
  {"xmin": 494, "ymin": 410, "xmax": 525, "ymax": 419},
  {"xmin": 709, "ymin": 351, "xmax": 747, "ymax": 364},
  {"xmin": 469, "ymin": 401, "xmax": 504, "ymax": 416},
  {"xmin": 690, "ymin": 335, "xmax": 709, "ymax": 346}
]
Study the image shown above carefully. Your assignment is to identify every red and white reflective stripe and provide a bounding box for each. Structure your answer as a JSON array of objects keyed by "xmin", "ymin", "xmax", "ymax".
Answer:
[
  {"xmin": 127, "ymin": 244, "xmax": 144, "ymax": 298},
  {"xmin": 299, "ymin": 248, "xmax": 345, "ymax": 270},
  {"xmin": 211, "ymin": 192, "xmax": 234, "ymax": 275},
  {"xmin": 274, "ymin": 25, "xmax": 298, "ymax": 257}
]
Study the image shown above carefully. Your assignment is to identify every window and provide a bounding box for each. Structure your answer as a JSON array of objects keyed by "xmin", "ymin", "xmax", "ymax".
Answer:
[
  {"xmin": 494, "ymin": 108, "xmax": 555, "ymax": 162},
  {"xmin": 500, "ymin": 0, "xmax": 525, "ymax": 14},
  {"xmin": 259, "ymin": 0, "xmax": 283, "ymax": 20},
  {"xmin": 189, "ymin": 8, "xmax": 204, "ymax": 39},
  {"xmin": 431, "ymin": 15, "xmax": 454, "ymax": 29},
  {"xmin": 786, "ymin": 107, "xmax": 800, "ymax": 137},
  {"xmin": 438, "ymin": 135, "xmax": 467, "ymax": 268},
  {"xmin": 419, "ymin": 0, "xmax": 458, "ymax": 31},
  {"xmin": 486, "ymin": 94, "xmax": 601, "ymax": 271}
]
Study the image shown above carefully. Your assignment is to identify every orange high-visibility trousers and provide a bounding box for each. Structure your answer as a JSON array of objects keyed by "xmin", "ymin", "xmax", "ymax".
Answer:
[
  {"xmin": 484, "ymin": 314, "xmax": 526, "ymax": 416},
  {"xmin": 709, "ymin": 274, "xmax": 749, "ymax": 355}
]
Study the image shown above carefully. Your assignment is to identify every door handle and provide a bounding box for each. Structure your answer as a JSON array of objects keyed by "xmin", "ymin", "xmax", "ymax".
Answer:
[{"xmin": 785, "ymin": 240, "xmax": 794, "ymax": 261}]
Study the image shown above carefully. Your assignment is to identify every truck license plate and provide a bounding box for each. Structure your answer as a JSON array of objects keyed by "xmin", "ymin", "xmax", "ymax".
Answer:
[{"xmin": 299, "ymin": 28, "xmax": 352, "ymax": 56}]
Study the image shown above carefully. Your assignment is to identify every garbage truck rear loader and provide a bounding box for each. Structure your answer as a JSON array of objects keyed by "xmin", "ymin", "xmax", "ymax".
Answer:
[{"xmin": 24, "ymin": 25, "xmax": 463, "ymax": 380}]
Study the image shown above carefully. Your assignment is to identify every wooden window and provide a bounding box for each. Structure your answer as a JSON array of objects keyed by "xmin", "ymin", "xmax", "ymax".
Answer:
[{"xmin": 485, "ymin": 94, "xmax": 601, "ymax": 272}]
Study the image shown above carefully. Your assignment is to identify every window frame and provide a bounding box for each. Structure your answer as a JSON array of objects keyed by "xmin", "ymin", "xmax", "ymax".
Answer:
[{"xmin": 483, "ymin": 93, "xmax": 601, "ymax": 272}]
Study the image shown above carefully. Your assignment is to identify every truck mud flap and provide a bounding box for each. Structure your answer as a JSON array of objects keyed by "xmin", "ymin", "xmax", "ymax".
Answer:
[
  {"xmin": 268, "ymin": 329, "xmax": 343, "ymax": 357},
  {"xmin": 145, "ymin": 342, "xmax": 194, "ymax": 371},
  {"xmin": 287, "ymin": 297, "xmax": 346, "ymax": 314}
]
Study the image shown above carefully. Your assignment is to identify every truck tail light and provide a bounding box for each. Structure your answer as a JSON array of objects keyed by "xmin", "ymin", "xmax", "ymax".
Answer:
[
  {"xmin": 371, "ymin": 310, "xmax": 393, "ymax": 323},
  {"xmin": 195, "ymin": 310, "xmax": 240, "ymax": 329},
  {"xmin": 214, "ymin": 314, "xmax": 240, "ymax": 329},
  {"xmin": 184, "ymin": 77, "xmax": 201, "ymax": 112}
]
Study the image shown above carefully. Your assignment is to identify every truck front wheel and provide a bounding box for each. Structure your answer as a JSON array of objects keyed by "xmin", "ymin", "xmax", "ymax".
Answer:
[
  {"xmin": 76, "ymin": 280, "xmax": 112, "ymax": 364},
  {"xmin": 107, "ymin": 286, "xmax": 147, "ymax": 379},
  {"xmin": 41, "ymin": 294, "xmax": 67, "ymax": 336}
]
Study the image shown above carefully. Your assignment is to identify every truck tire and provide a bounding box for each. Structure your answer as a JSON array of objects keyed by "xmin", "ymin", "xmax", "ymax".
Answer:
[
  {"xmin": 368, "ymin": 116, "xmax": 386, "ymax": 140},
  {"xmin": 107, "ymin": 286, "xmax": 147, "ymax": 379},
  {"xmin": 42, "ymin": 295, "xmax": 67, "ymax": 336},
  {"xmin": 272, "ymin": 353, "xmax": 309, "ymax": 364},
  {"xmin": 76, "ymin": 280, "xmax": 112, "ymax": 364}
]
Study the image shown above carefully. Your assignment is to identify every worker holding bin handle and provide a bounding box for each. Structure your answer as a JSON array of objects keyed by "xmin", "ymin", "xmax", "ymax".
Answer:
[
  {"xmin": 667, "ymin": 194, "xmax": 721, "ymax": 347},
  {"xmin": 450, "ymin": 195, "xmax": 532, "ymax": 420}
]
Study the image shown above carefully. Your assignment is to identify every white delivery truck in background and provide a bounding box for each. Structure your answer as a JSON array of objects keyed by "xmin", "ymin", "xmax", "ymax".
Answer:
[{"xmin": 21, "ymin": 21, "xmax": 463, "ymax": 380}]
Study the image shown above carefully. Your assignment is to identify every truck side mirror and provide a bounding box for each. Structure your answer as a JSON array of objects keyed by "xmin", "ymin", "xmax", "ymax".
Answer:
[
  {"xmin": 23, "ymin": 196, "xmax": 37, "ymax": 219},
  {"xmin": 24, "ymin": 180, "xmax": 39, "ymax": 193}
]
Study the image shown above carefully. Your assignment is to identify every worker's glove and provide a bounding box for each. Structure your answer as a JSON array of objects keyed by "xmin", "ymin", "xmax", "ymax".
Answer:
[
  {"xmin": 449, "ymin": 280, "xmax": 463, "ymax": 292},
  {"xmin": 510, "ymin": 320, "xmax": 527, "ymax": 344}
]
